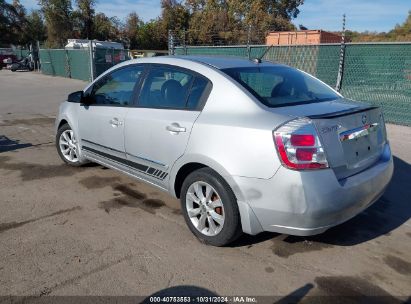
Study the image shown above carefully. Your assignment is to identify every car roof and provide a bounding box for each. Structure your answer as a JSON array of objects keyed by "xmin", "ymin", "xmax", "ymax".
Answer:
[{"xmin": 171, "ymin": 55, "xmax": 283, "ymax": 70}]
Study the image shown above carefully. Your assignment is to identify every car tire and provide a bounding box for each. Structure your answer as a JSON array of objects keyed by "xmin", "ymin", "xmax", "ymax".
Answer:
[
  {"xmin": 180, "ymin": 168, "xmax": 243, "ymax": 246},
  {"xmin": 56, "ymin": 123, "xmax": 87, "ymax": 167}
]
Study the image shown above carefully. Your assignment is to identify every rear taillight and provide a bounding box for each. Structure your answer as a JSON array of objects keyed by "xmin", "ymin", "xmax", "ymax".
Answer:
[{"xmin": 274, "ymin": 118, "xmax": 329, "ymax": 170}]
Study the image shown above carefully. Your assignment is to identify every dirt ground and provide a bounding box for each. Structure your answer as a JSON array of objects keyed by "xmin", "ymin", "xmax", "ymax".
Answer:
[{"xmin": 0, "ymin": 70, "xmax": 410, "ymax": 302}]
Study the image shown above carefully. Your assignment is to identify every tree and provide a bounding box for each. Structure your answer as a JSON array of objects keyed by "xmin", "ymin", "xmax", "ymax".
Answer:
[
  {"xmin": 347, "ymin": 11, "xmax": 411, "ymax": 42},
  {"xmin": 138, "ymin": 19, "xmax": 167, "ymax": 50},
  {"xmin": 184, "ymin": 0, "xmax": 302, "ymax": 45},
  {"xmin": 161, "ymin": 0, "xmax": 189, "ymax": 44},
  {"xmin": 0, "ymin": 0, "xmax": 25, "ymax": 45},
  {"xmin": 22, "ymin": 10, "xmax": 47, "ymax": 44},
  {"xmin": 39, "ymin": 0, "xmax": 73, "ymax": 48},
  {"xmin": 124, "ymin": 12, "xmax": 142, "ymax": 49},
  {"xmin": 93, "ymin": 12, "xmax": 122, "ymax": 41},
  {"xmin": 389, "ymin": 11, "xmax": 411, "ymax": 41},
  {"xmin": 75, "ymin": 0, "xmax": 95, "ymax": 39}
]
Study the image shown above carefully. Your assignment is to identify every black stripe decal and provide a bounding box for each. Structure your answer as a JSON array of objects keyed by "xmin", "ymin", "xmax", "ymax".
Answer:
[
  {"xmin": 82, "ymin": 145, "xmax": 168, "ymax": 181},
  {"xmin": 82, "ymin": 139, "xmax": 123, "ymax": 154},
  {"xmin": 147, "ymin": 167, "xmax": 156, "ymax": 175},
  {"xmin": 83, "ymin": 146, "xmax": 132, "ymax": 167},
  {"xmin": 127, "ymin": 159, "xmax": 149, "ymax": 172}
]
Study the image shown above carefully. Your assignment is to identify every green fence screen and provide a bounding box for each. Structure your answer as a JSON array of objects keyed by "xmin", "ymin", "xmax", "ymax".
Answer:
[
  {"xmin": 39, "ymin": 48, "xmax": 131, "ymax": 82},
  {"xmin": 13, "ymin": 48, "xmax": 30, "ymax": 60},
  {"xmin": 175, "ymin": 43, "xmax": 411, "ymax": 125},
  {"xmin": 39, "ymin": 49, "xmax": 91, "ymax": 81}
]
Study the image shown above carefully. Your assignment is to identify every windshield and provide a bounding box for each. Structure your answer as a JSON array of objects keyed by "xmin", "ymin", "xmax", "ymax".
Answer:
[{"xmin": 222, "ymin": 66, "xmax": 341, "ymax": 107}]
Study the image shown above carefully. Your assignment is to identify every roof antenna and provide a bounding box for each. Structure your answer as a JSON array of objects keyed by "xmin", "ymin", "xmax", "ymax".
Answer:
[{"xmin": 253, "ymin": 44, "xmax": 274, "ymax": 63}]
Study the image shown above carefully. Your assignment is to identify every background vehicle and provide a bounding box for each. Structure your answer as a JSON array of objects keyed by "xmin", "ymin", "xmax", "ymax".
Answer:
[
  {"xmin": 11, "ymin": 53, "xmax": 34, "ymax": 72},
  {"xmin": 55, "ymin": 56, "xmax": 393, "ymax": 246},
  {"xmin": 0, "ymin": 52, "xmax": 17, "ymax": 69}
]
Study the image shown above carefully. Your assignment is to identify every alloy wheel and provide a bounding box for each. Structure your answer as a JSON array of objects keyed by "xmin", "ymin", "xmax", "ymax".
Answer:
[
  {"xmin": 59, "ymin": 129, "xmax": 79, "ymax": 163},
  {"xmin": 186, "ymin": 181, "xmax": 225, "ymax": 236}
]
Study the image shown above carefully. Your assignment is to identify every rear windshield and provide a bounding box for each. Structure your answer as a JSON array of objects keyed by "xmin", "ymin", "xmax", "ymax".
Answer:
[{"xmin": 222, "ymin": 66, "xmax": 341, "ymax": 107}]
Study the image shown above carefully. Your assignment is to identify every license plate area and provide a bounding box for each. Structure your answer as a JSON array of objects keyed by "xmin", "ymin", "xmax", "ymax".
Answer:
[{"xmin": 340, "ymin": 125, "xmax": 383, "ymax": 169}]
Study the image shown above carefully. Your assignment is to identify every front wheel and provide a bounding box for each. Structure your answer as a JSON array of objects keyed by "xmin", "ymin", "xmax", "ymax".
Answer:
[
  {"xmin": 180, "ymin": 168, "xmax": 243, "ymax": 246},
  {"xmin": 56, "ymin": 124, "xmax": 86, "ymax": 166}
]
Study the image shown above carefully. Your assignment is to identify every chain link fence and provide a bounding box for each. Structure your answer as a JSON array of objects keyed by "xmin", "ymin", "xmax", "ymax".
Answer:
[{"xmin": 173, "ymin": 41, "xmax": 411, "ymax": 126}]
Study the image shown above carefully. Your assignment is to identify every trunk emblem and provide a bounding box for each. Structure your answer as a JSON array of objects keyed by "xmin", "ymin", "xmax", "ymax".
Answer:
[{"xmin": 321, "ymin": 124, "xmax": 342, "ymax": 134}]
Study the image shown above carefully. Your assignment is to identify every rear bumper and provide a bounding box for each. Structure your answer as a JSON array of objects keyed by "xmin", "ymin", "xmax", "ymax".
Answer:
[{"xmin": 235, "ymin": 143, "xmax": 394, "ymax": 236}]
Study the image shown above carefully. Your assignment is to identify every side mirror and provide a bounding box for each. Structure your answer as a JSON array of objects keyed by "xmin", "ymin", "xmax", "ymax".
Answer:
[{"xmin": 67, "ymin": 91, "xmax": 84, "ymax": 103}]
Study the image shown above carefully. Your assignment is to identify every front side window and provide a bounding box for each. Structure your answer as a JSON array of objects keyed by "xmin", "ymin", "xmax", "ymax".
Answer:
[
  {"xmin": 91, "ymin": 65, "xmax": 144, "ymax": 106},
  {"xmin": 222, "ymin": 66, "xmax": 340, "ymax": 107},
  {"xmin": 138, "ymin": 66, "xmax": 194, "ymax": 109}
]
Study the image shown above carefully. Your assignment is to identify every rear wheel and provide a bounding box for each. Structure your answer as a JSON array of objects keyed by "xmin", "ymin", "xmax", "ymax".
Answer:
[
  {"xmin": 56, "ymin": 124, "xmax": 86, "ymax": 166},
  {"xmin": 180, "ymin": 168, "xmax": 242, "ymax": 246},
  {"xmin": 11, "ymin": 64, "xmax": 18, "ymax": 72}
]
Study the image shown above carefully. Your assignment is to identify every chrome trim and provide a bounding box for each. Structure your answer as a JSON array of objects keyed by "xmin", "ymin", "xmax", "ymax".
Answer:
[{"xmin": 339, "ymin": 123, "xmax": 379, "ymax": 142}]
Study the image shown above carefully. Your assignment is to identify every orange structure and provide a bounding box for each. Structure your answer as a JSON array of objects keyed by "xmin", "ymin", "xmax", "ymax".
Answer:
[{"xmin": 265, "ymin": 30, "xmax": 343, "ymax": 45}]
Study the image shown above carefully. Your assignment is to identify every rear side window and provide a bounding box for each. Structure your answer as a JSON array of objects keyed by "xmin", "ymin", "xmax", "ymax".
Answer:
[
  {"xmin": 222, "ymin": 66, "xmax": 340, "ymax": 107},
  {"xmin": 138, "ymin": 66, "xmax": 193, "ymax": 109},
  {"xmin": 187, "ymin": 76, "xmax": 210, "ymax": 109},
  {"xmin": 92, "ymin": 65, "xmax": 144, "ymax": 106},
  {"xmin": 138, "ymin": 66, "xmax": 211, "ymax": 110}
]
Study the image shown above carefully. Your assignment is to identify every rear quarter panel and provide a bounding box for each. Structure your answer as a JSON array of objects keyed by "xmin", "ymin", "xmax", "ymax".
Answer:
[{"xmin": 170, "ymin": 67, "xmax": 290, "ymax": 189}]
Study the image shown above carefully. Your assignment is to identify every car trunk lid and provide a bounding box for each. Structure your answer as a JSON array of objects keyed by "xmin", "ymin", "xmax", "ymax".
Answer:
[{"xmin": 271, "ymin": 99, "xmax": 387, "ymax": 179}]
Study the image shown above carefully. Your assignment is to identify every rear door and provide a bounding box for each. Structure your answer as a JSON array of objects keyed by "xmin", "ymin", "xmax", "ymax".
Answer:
[
  {"xmin": 78, "ymin": 65, "xmax": 145, "ymax": 162},
  {"xmin": 124, "ymin": 64, "xmax": 212, "ymax": 187}
]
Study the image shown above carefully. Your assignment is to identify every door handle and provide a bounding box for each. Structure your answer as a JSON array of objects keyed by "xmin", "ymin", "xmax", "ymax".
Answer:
[
  {"xmin": 110, "ymin": 118, "xmax": 123, "ymax": 127},
  {"xmin": 166, "ymin": 123, "xmax": 186, "ymax": 133}
]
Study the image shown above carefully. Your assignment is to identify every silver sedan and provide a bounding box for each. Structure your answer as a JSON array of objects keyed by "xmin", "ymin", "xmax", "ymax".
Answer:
[{"xmin": 55, "ymin": 56, "xmax": 393, "ymax": 246}]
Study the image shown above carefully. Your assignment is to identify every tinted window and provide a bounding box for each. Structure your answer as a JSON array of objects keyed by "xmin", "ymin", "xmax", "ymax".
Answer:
[
  {"xmin": 139, "ymin": 66, "xmax": 193, "ymax": 109},
  {"xmin": 187, "ymin": 76, "xmax": 210, "ymax": 109},
  {"xmin": 92, "ymin": 65, "xmax": 144, "ymax": 106},
  {"xmin": 222, "ymin": 67, "xmax": 340, "ymax": 107}
]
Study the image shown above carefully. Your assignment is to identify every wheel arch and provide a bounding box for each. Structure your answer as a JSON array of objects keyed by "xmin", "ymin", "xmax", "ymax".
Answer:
[
  {"xmin": 170, "ymin": 155, "xmax": 245, "ymax": 202},
  {"xmin": 57, "ymin": 119, "xmax": 68, "ymax": 130},
  {"xmin": 170, "ymin": 155, "xmax": 263, "ymax": 236}
]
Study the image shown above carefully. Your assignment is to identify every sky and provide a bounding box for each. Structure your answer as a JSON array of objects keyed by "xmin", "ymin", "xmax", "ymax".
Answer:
[{"xmin": 18, "ymin": 0, "xmax": 410, "ymax": 33}]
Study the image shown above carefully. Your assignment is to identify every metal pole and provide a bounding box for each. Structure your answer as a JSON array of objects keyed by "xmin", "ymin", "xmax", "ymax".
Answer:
[
  {"xmin": 183, "ymin": 28, "xmax": 187, "ymax": 55},
  {"xmin": 168, "ymin": 30, "xmax": 175, "ymax": 56},
  {"xmin": 37, "ymin": 40, "xmax": 41, "ymax": 71},
  {"xmin": 247, "ymin": 24, "xmax": 251, "ymax": 60},
  {"xmin": 335, "ymin": 14, "xmax": 346, "ymax": 92},
  {"xmin": 88, "ymin": 40, "xmax": 95, "ymax": 81},
  {"xmin": 112, "ymin": 48, "xmax": 114, "ymax": 68}
]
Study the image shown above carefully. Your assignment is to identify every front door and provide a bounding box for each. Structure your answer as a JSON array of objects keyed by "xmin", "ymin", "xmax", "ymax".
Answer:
[
  {"xmin": 79, "ymin": 65, "xmax": 145, "ymax": 162},
  {"xmin": 124, "ymin": 65, "xmax": 211, "ymax": 186}
]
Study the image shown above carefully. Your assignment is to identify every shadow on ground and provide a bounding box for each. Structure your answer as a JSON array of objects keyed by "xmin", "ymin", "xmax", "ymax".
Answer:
[
  {"xmin": 232, "ymin": 156, "xmax": 411, "ymax": 249},
  {"xmin": 0, "ymin": 135, "xmax": 32, "ymax": 152}
]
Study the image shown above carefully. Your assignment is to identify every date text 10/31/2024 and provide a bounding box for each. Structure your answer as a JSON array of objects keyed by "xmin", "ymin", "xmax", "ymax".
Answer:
[{"xmin": 148, "ymin": 296, "xmax": 257, "ymax": 303}]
